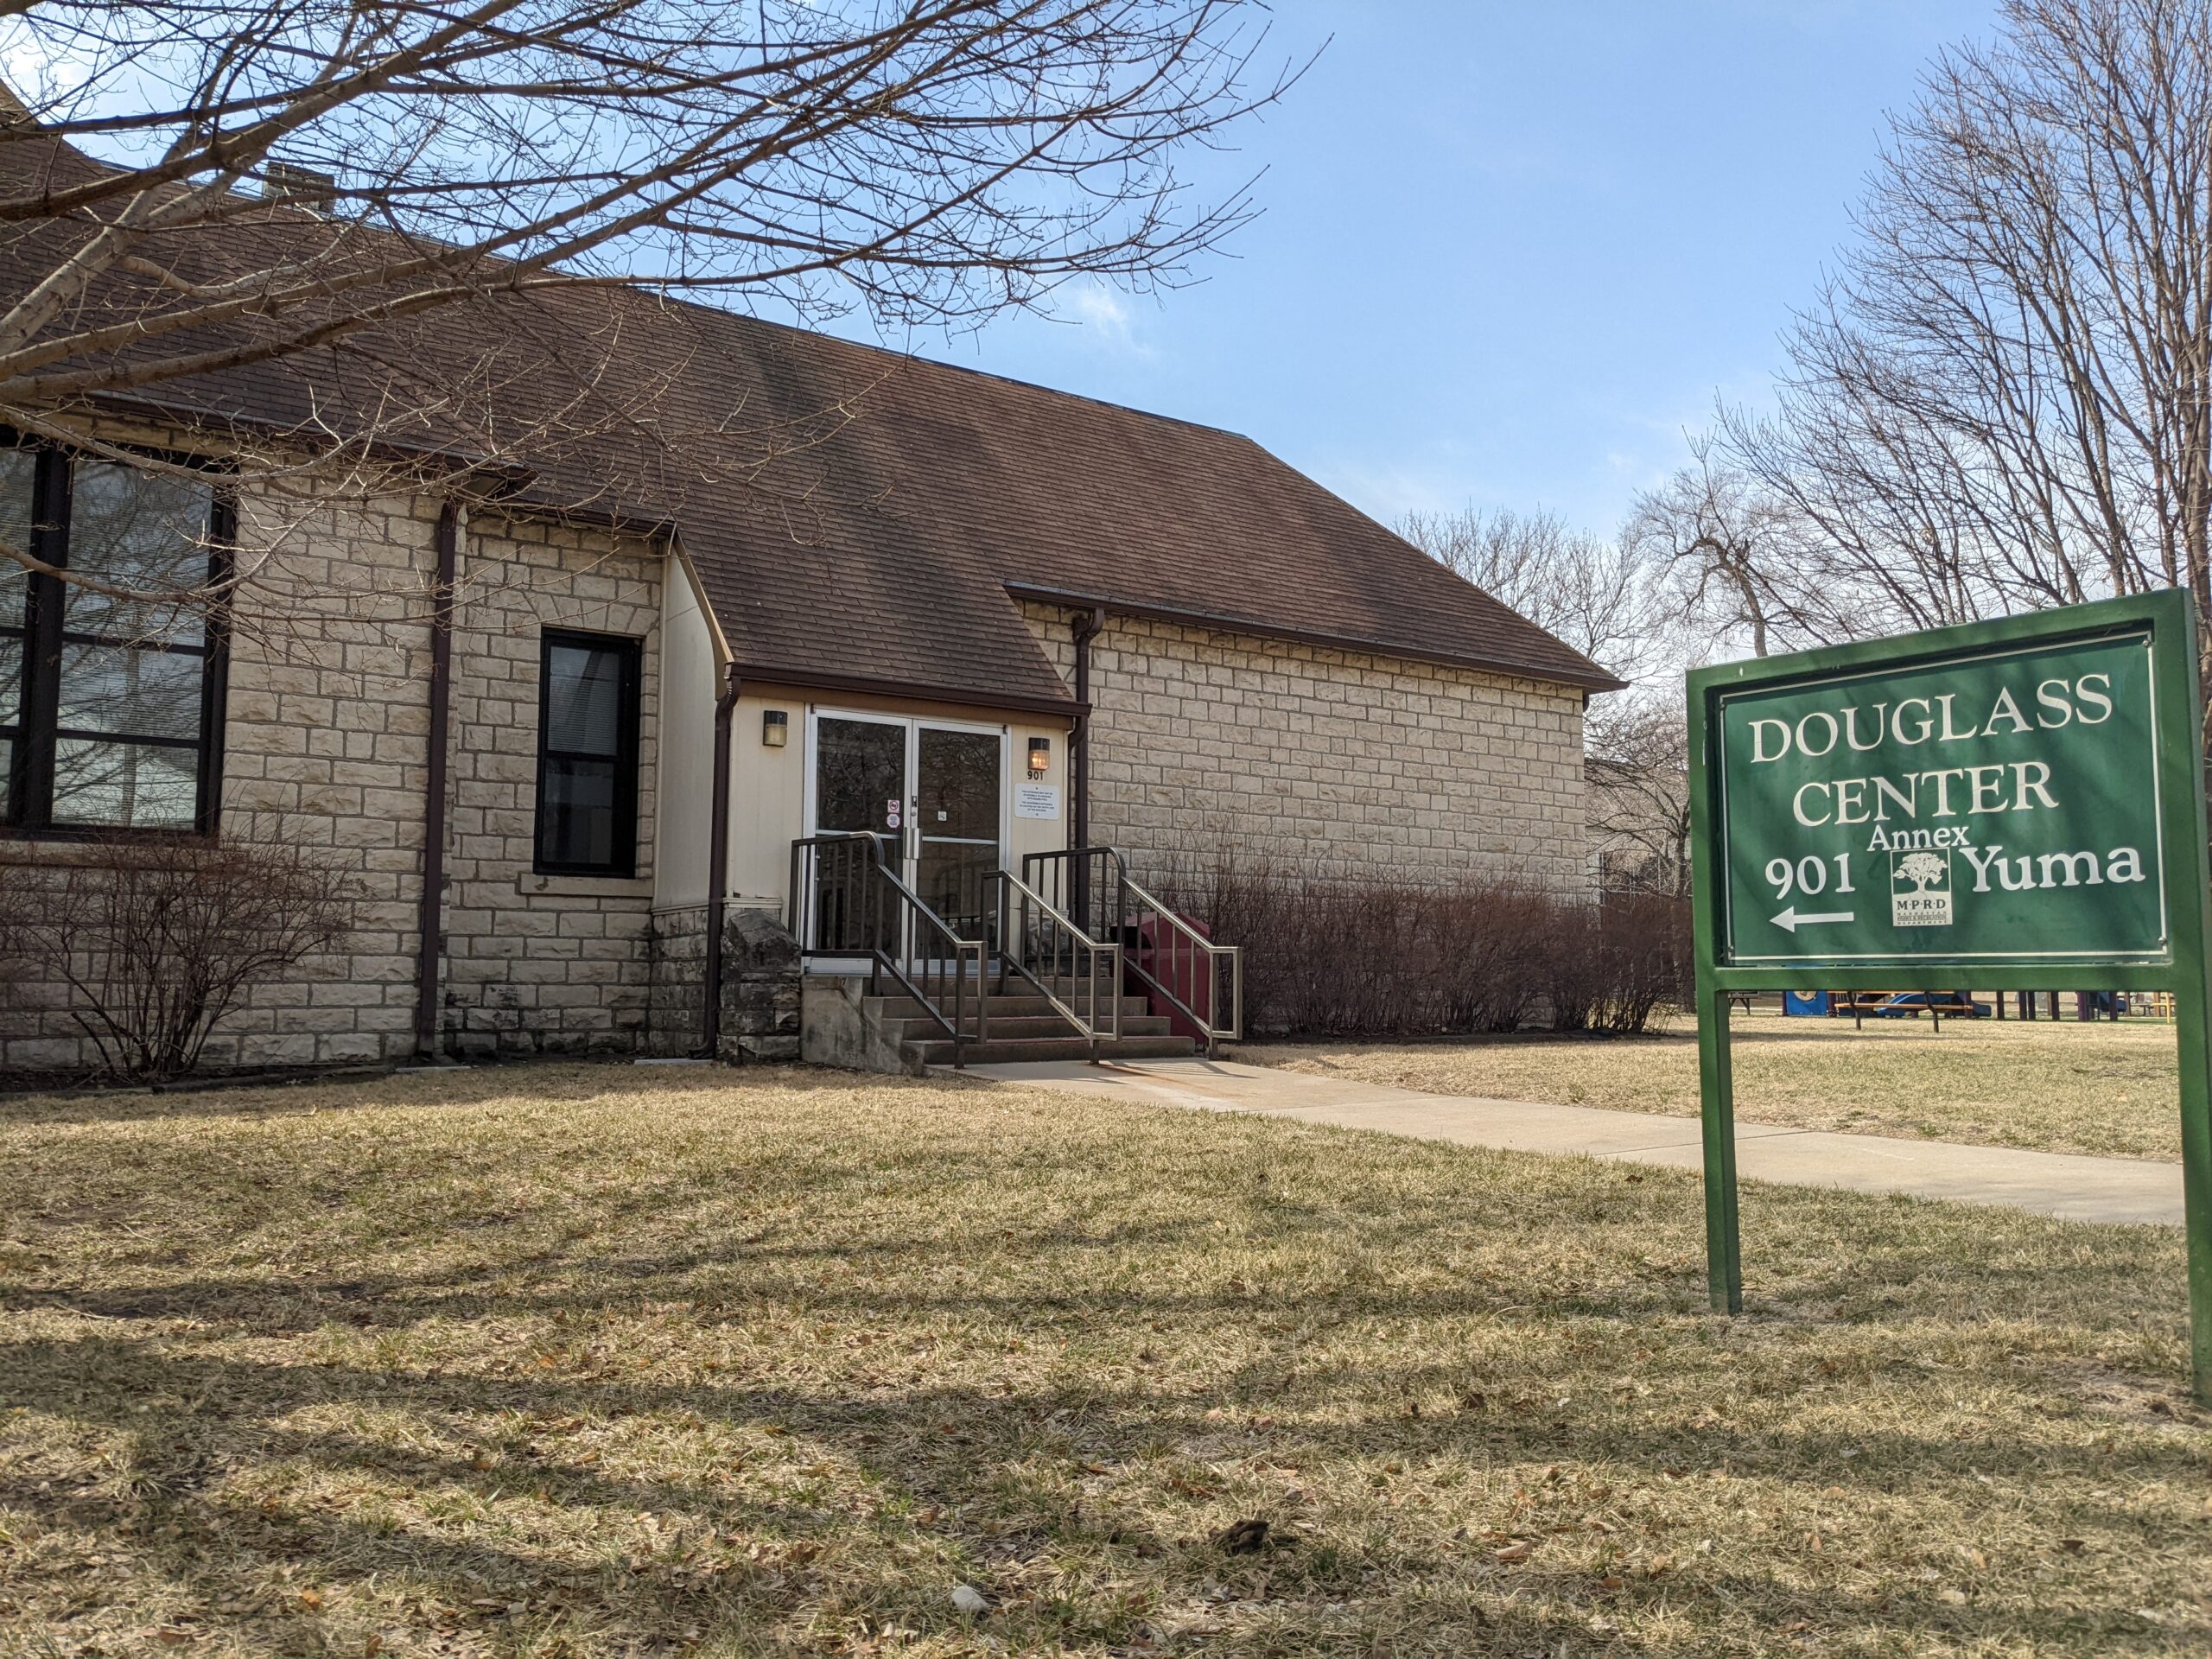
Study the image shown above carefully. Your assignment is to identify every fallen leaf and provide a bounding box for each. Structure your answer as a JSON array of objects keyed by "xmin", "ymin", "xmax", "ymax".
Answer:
[
  {"xmin": 1213, "ymin": 1517, "xmax": 1270, "ymax": 1554},
  {"xmin": 1493, "ymin": 1542, "xmax": 1534, "ymax": 1563}
]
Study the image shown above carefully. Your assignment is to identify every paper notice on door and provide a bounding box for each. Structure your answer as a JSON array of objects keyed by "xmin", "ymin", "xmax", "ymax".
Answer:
[
  {"xmin": 885, "ymin": 799, "xmax": 902, "ymax": 829},
  {"xmin": 1014, "ymin": 784, "xmax": 1060, "ymax": 820}
]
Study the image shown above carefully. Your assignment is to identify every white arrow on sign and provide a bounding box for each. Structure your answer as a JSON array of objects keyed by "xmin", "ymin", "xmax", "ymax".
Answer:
[{"xmin": 1771, "ymin": 906, "xmax": 1856, "ymax": 933}]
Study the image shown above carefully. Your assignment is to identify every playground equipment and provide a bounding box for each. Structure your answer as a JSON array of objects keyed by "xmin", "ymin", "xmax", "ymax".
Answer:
[{"xmin": 1781, "ymin": 989, "xmax": 1988, "ymax": 1029}]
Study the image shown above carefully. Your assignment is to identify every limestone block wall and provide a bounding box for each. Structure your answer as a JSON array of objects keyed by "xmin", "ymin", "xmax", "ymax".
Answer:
[
  {"xmin": 440, "ymin": 513, "xmax": 662, "ymax": 1058},
  {"xmin": 1020, "ymin": 604, "xmax": 1589, "ymax": 893},
  {"xmin": 209, "ymin": 487, "xmax": 442, "ymax": 1069},
  {"xmin": 0, "ymin": 472, "xmax": 664, "ymax": 1074}
]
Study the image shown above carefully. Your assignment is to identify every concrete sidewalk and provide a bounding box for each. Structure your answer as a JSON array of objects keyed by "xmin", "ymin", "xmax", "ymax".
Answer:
[{"xmin": 969, "ymin": 1056, "xmax": 2184, "ymax": 1227}]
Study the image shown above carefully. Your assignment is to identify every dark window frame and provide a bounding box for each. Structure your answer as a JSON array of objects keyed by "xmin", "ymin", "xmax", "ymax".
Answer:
[
  {"xmin": 533, "ymin": 627, "xmax": 642, "ymax": 877},
  {"xmin": 0, "ymin": 439, "xmax": 232, "ymax": 841}
]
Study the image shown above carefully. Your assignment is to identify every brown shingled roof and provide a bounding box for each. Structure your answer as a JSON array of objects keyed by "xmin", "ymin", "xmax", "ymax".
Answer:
[{"xmin": 4, "ymin": 135, "xmax": 1623, "ymax": 707}]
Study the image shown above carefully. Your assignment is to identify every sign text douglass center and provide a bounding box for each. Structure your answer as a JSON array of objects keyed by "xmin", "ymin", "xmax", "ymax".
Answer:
[{"xmin": 1715, "ymin": 629, "xmax": 2166, "ymax": 964}]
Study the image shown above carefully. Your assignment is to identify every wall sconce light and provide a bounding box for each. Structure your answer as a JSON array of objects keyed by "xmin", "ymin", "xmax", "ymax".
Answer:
[
  {"xmin": 762, "ymin": 709, "xmax": 789, "ymax": 747},
  {"xmin": 1027, "ymin": 735, "xmax": 1052, "ymax": 776}
]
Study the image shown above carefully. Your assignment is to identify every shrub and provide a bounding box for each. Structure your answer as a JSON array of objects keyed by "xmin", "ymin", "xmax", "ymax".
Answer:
[
  {"xmin": 1548, "ymin": 892, "xmax": 1688, "ymax": 1034},
  {"xmin": 0, "ymin": 824, "xmax": 356, "ymax": 1080},
  {"xmin": 1154, "ymin": 856, "xmax": 1684, "ymax": 1039}
]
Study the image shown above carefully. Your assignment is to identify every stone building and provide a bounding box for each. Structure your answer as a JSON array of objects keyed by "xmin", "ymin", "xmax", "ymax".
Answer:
[{"xmin": 0, "ymin": 135, "xmax": 1618, "ymax": 1076}]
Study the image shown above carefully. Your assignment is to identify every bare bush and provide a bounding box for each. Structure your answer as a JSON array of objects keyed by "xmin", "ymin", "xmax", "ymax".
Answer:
[
  {"xmin": 1546, "ymin": 893, "xmax": 1688, "ymax": 1035},
  {"xmin": 1155, "ymin": 858, "xmax": 1683, "ymax": 1039},
  {"xmin": 0, "ymin": 826, "xmax": 354, "ymax": 1080}
]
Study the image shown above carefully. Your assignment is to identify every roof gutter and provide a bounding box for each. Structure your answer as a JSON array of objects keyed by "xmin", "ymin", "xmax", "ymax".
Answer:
[
  {"xmin": 728, "ymin": 663, "xmax": 1084, "ymax": 721},
  {"xmin": 82, "ymin": 391, "xmax": 540, "ymax": 495},
  {"xmin": 1001, "ymin": 582, "xmax": 1627, "ymax": 694}
]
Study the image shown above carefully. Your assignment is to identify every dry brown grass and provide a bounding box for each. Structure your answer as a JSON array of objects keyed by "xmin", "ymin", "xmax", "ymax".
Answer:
[
  {"xmin": 1241, "ymin": 1010, "xmax": 2183, "ymax": 1161},
  {"xmin": 2, "ymin": 1060, "xmax": 2209, "ymax": 1657}
]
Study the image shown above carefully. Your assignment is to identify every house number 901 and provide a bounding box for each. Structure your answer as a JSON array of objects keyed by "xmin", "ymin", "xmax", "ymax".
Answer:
[{"xmin": 1764, "ymin": 854, "xmax": 1856, "ymax": 900}]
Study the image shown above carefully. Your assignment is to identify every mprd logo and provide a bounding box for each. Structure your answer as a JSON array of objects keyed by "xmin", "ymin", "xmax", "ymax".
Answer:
[{"xmin": 1891, "ymin": 849, "xmax": 1955, "ymax": 927}]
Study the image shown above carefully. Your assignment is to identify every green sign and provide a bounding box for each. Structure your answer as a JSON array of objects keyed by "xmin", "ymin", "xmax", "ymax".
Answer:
[
  {"xmin": 1685, "ymin": 592, "xmax": 2212, "ymax": 1402},
  {"xmin": 1714, "ymin": 629, "xmax": 2168, "ymax": 966}
]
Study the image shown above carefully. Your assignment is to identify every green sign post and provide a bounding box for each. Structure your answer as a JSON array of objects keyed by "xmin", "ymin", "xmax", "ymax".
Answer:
[{"xmin": 1686, "ymin": 589, "xmax": 2212, "ymax": 1397}]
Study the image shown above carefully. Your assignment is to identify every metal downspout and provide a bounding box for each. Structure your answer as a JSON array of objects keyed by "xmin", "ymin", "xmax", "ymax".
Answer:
[
  {"xmin": 1070, "ymin": 607, "xmax": 1103, "ymax": 852},
  {"xmin": 1069, "ymin": 607, "xmax": 1105, "ymax": 937},
  {"xmin": 413, "ymin": 501, "xmax": 459, "ymax": 1059},
  {"xmin": 702, "ymin": 666, "xmax": 741, "ymax": 1058}
]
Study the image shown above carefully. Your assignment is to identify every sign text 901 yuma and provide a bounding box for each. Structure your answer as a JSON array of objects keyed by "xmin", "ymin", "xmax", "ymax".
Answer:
[{"xmin": 1713, "ymin": 626, "xmax": 2166, "ymax": 966}]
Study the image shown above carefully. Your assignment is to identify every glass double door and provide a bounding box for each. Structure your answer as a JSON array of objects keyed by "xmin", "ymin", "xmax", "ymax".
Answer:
[{"xmin": 811, "ymin": 713, "xmax": 1004, "ymax": 938}]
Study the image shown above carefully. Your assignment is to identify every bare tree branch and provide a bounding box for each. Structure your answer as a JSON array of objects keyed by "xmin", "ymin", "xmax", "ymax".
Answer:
[
  {"xmin": 1397, "ymin": 503, "xmax": 1668, "ymax": 686},
  {"xmin": 0, "ymin": 0, "xmax": 1303, "ymax": 629}
]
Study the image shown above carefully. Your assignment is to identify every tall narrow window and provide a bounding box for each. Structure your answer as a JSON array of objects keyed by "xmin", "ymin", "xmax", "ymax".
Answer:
[
  {"xmin": 0, "ymin": 449, "xmax": 35, "ymax": 804},
  {"xmin": 535, "ymin": 629, "xmax": 640, "ymax": 875},
  {"xmin": 0, "ymin": 442, "xmax": 227, "ymax": 834}
]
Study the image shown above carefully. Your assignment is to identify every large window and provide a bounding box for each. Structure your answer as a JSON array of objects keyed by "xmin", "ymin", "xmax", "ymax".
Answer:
[
  {"xmin": 535, "ymin": 629, "xmax": 641, "ymax": 875},
  {"xmin": 0, "ymin": 445, "xmax": 229, "ymax": 834}
]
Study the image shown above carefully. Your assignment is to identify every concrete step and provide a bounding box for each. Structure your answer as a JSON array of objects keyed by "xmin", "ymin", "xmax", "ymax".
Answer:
[
  {"xmin": 868, "ymin": 992, "xmax": 1151, "ymax": 1022},
  {"xmin": 906, "ymin": 1034, "xmax": 1198, "ymax": 1067},
  {"xmin": 881, "ymin": 1013, "xmax": 1176, "ymax": 1042}
]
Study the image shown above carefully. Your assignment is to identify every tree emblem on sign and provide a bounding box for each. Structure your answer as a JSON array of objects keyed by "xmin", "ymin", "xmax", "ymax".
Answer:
[{"xmin": 1894, "ymin": 851, "xmax": 1948, "ymax": 892}]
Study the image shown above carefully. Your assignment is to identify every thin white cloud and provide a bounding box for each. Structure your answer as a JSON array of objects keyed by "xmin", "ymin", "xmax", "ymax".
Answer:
[
  {"xmin": 1058, "ymin": 280, "xmax": 1154, "ymax": 357},
  {"xmin": 1313, "ymin": 461, "xmax": 1469, "ymax": 525}
]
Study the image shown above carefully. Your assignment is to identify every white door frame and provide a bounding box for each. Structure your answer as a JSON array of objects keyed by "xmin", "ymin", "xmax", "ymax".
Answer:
[{"xmin": 800, "ymin": 708, "xmax": 1012, "ymax": 959}]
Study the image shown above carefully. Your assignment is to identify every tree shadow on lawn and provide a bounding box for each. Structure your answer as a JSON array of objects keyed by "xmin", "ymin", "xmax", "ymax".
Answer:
[
  {"xmin": 7, "ymin": 1224, "xmax": 2207, "ymax": 1652},
  {"xmin": 0, "ymin": 1059, "xmax": 905, "ymax": 1128},
  {"xmin": 5, "ymin": 1313, "xmax": 2204, "ymax": 1654},
  {"xmin": 3, "ymin": 1172, "xmax": 2180, "ymax": 1343},
  {"xmin": 5, "ymin": 1084, "xmax": 2208, "ymax": 1653}
]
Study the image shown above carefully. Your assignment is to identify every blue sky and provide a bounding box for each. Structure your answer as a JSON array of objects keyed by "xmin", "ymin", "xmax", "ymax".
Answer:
[{"xmin": 838, "ymin": 1, "xmax": 1999, "ymax": 539}]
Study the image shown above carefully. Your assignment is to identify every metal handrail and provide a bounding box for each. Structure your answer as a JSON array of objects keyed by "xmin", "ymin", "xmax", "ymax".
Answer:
[
  {"xmin": 788, "ymin": 833, "xmax": 987, "ymax": 1065},
  {"xmin": 1121, "ymin": 867, "xmax": 1243, "ymax": 1046},
  {"xmin": 1023, "ymin": 845, "xmax": 1243, "ymax": 1052},
  {"xmin": 988, "ymin": 867, "xmax": 1122, "ymax": 1053}
]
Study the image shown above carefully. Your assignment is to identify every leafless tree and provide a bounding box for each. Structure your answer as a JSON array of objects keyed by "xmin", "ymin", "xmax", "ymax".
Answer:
[
  {"xmin": 1585, "ymin": 690, "xmax": 1691, "ymax": 900},
  {"xmin": 1623, "ymin": 442, "xmax": 1829, "ymax": 662},
  {"xmin": 0, "ymin": 0, "xmax": 1296, "ymax": 626},
  {"xmin": 1715, "ymin": 0, "xmax": 2212, "ymax": 670},
  {"xmin": 1398, "ymin": 504, "xmax": 1667, "ymax": 684}
]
